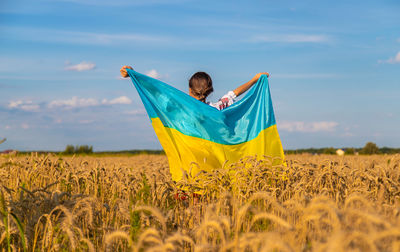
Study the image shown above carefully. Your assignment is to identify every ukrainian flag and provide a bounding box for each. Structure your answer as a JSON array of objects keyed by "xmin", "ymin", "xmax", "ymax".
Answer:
[{"xmin": 127, "ymin": 69, "xmax": 285, "ymax": 181}]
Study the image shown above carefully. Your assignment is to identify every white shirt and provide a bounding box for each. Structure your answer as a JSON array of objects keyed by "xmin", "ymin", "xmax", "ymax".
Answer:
[{"xmin": 207, "ymin": 91, "xmax": 236, "ymax": 110}]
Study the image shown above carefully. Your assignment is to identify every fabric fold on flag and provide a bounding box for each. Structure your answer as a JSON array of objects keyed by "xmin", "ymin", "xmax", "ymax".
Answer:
[{"xmin": 127, "ymin": 69, "xmax": 285, "ymax": 181}]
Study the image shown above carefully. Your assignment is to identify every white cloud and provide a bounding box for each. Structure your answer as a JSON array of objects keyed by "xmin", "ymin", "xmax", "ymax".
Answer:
[
  {"xmin": 48, "ymin": 96, "xmax": 131, "ymax": 109},
  {"xmin": 79, "ymin": 120, "xmax": 94, "ymax": 124},
  {"xmin": 144, "ymin": 69, "xmax": 169, "ymax": 80},
  {"xmin": 341, "ymin": 132, "xmax": 354, "ymax": 137},
  {"xmin": 379, "ymin": 51, "xmax": 400, "ymax": 64},
  {"xmin": 279, "ymin": 121, "xmax": 338, "ymax": 132},
  {"xmin": 8, "ymin": 100, "xmax": 40, "ymax": 112},
  {"xmin": 124, "ymin": 109, "xmax": 146, "ymax": 115},
  {"xmin": 101, "ymin": 96, "xmax": 132, "ymax": 105},
  {"xmin": 21, "ymin": 123, "xmax": 29, "ymax": 129},
  {"xmin": 387, "ymin": 51, "xmax": 400, "ymax": 64},
  {"xmin": 48, "ymin": 96, "xmax": 99, "ymax": 108},
  {"xmin": 8, "ymin": 100, "xmax": 23, "ymax": 108},
  {"xmin": 249, "ymin": 34, "xmax": 329, "ymax": 43},
  {"xmin": 145, "ymin": 69, "xmax": 160, "ymax": 79},
  {"xmin": 65, "ymin": 61, "xmax": 96, "ymax": 71},
  {"xmin": 7, "ymin": 96, "xmax": 132, "ymax": 111}
]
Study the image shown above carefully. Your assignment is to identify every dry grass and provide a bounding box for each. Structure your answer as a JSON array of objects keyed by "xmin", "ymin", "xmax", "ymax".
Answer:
[{"xmin": 0, "ymin": 153, "xmax": 400, "ymax": 251}]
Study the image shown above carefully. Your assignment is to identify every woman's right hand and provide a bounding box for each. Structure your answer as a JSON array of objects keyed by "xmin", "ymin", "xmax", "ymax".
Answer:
[
  {"xmin": 120, "ymin": 65, "xmax": 133, "ymax": 78},
  {"xmin": 252, "ymin": 72, "xmax": 270, "ymax": 82},
  {"xmin": 234, "ymin": 72, "xmax": 270, "ymax": 97}
]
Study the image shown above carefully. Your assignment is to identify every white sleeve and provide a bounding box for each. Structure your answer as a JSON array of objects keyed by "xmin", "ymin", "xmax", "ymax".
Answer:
[
  {"xmin": 208, "ymin": 91, "xmax": 236, "ymax": 110},
  {"xmin": 224, "ymin": 91, "xmax": 237, "ymax": 101}
]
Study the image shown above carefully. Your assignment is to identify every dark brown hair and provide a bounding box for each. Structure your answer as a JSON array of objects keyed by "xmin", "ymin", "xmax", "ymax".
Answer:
[{"xmin": 189, "ymin": 72, "xmax": 214, "ymax": 101}]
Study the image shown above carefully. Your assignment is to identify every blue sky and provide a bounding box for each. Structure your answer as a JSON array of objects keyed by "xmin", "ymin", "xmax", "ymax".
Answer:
[{"xmin": 0, "ymin": 0, "xmax": 399, "ymax": 151}]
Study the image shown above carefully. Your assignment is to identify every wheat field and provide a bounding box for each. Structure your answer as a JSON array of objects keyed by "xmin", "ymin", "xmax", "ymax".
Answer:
[{"xmin": 1, "ymin": 153, "xmax": 400, "ymax": 251}]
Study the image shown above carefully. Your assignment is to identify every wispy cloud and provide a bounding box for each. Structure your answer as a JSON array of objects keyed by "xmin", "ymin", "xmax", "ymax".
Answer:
[
  {"xmin": 65, "ymin": 61, "xmax": 96, "ymax": 71},
  {"xmin": 48, "ymin": 96, "xmax": 131, "ymax": 109},
  {"xmin": 2, "ymin": 25, "xmax": 331, "ymax": 48},
  {"xmin": 21, "ymin": 123, "xmax": 30, "ymax": 129},
  {"xmin": 78, "ymin": 119, "xmax": 94, "ymax": 124},
  {"xmin": 53, "ymin": 0, "xmax": 190, "ymax": 6},
  {"xmin": 0, "ymin": 0, "xmax": 191, "ymax": 14},
  {"xmin": 0, "ymin": 83, "xmax": 13, "ymax": 88},
  {"xmin": 341, "ymin": 132, "xmax": 354, "ymax": 137},
  {"xmin": 6, "ymin": 96, "xmax": 132, "ymax": 112},
  {"xmin": 272, "ymin": 73, "xmax": 337, "ymax": 79},
  {"xmin": 8, "ymin": 100, "xmax": 40, "ymax": 112},
  {"xmin": 1, "ymin": 26, "xmax": 172, "ymax": 46},
  {"xmin": 378, "ymin": 51, "xmax": 400, "ymax": 64},
  {"xmin": 101, "ymin": 96, "xmax": 132, "ymax": 105},
  {"xmin": 48, "ymin": 97, "xmax": 99, "ymax": 109},
  {"xmin": 249, "ymin": 34, "xmax": 330, "ymax": 43},
  {"xmin": 124, "ymin": 109, "xmax": 146, "ymax": 116},
  {"xmin": 279, "ymin": 121, "xmax": 338, "ymax": 132}
]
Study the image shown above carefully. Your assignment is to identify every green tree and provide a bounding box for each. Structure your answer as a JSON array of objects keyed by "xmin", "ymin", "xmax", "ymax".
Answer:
[
  {"xmin": 360, "ymin": 142, "xmax": 379, "ymax": 155},
  {"xmin": 63, "ymin": 145, "xmax": 75, "ymax": 154},
  {"xmin": 345, "ymin": 148, "xmax": 355, "ymax": 155},
  {"xmin": 63, "ymin": 144, "xmax": 93, "ymax": 154},
  {"xmin": 76, "ymin": 145, "xmax": 93, "ymax": 154},
  {"xmin": 323, "ymin": 147, "xmax": 336, "ymax": 155}
]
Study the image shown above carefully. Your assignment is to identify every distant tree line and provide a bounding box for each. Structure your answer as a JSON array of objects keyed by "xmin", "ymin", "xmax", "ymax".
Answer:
[
  {"xmin": 95, "ymin": 150, "xmax": 165, "ymax": 155},
  {"xmin": 63, "ymin": 145, "xmax": 93, "ymax": 154},
  {"xmin": 61, "ymin": 145, "xmax": 164, "ymax": 155},
  {"xmin": 27, "ymin": 142, "xmax": 400, "ymax": 156},
  {"xmin": 285, "ymin": 142, "xmax": 400, "ymax": 155}
]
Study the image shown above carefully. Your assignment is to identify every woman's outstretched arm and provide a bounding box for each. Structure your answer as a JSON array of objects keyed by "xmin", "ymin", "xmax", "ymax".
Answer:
[{"xmin": 233, "ymin": 72, "xmax": 269, "ymax": 97}]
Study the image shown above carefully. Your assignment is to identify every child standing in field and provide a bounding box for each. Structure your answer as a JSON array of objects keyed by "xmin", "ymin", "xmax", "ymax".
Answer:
[
  {"xmin": 120, "ymin": 66, "xmax": 273, "ymax": 204},
  {"xmin": 120, "ymin": 66, "xmax": 269, "ymax": 109}
]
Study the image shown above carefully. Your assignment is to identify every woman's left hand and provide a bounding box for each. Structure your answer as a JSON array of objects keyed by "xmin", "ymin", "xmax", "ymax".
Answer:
[{"xmin": 120, "ymin": 65, "xmax": 133, "ymax": 78}]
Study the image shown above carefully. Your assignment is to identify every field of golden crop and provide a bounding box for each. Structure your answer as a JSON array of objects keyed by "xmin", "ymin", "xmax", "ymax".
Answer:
[{"xmin": 1, "ymin": 153, "xmax": 400, "ymax": 251}]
